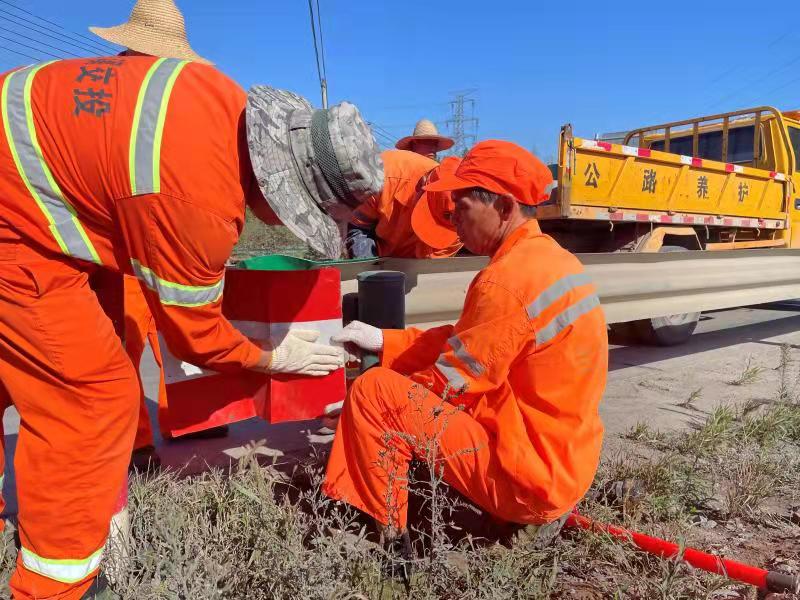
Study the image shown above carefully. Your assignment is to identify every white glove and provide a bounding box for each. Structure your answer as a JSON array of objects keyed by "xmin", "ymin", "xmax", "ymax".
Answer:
[
  {"xmin": 270, "ymin": 330, "xmax": 343, "ymax": 377},
  {"xmin": 331, "ymin": 321, "xmax": 384, "ymax": 353}
]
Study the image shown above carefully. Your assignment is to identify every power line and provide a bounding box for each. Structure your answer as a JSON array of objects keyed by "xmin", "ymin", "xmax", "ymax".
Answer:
[
  {"xmin": 0, "ymin": 10, "xmax": 105, "ymax": 56},
  {"xmin": 307, "ymin": 0, "xmax": 327, "ymax": 108},
  {"xmin": 0, "ymin": 43, "xmax": 42, "ymax": 62},
  {"xmin": 0, "ymin": 25, "xmax": 80, "ymax": 58},
  {"xmin": 367, "ymin": 122, "xmax": 396, "ymax": 149},
  {"xmin": 315, "ymin": 0, "xmax": 327, "ymax": 82},
  {"xmin": 0, "ymin": 16, "xmax": 97, "ymax": 58},
  {"xmin": 0, "ymin": 0, "xmax": 117, "ymax": 53},
  {"xmin": 708, "ymin": 51, "xmax": 800, "ymax": 110},
  {"xmin": 0, "ymin": 33, "xmax": 61, "ymax": 60},
  {"xmin": 762, "ymin": 73, "xmax": 800, "ymax": 98}
]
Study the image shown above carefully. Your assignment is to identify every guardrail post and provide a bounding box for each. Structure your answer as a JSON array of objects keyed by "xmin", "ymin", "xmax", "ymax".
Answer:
[{"xmin": 357, "ymin": 271, "xmax": 406, "ymax": 371}]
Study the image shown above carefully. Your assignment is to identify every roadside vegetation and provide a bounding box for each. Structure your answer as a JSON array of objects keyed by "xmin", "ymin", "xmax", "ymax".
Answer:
[{"xmin": 1, "ymin": 325, "xmax": 798, "ymax": 597}]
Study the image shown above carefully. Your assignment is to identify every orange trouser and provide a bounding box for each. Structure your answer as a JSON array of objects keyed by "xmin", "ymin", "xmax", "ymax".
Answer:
[
  {"xmin": 324, "ymin": 367, "xmax": 546, "ymax": 529},
  {"xmin": 123, "ymin": 277, "xmax": 169, "ymax": 449},
  {"xmin": 0, "ymin": 244, "xmax": 138, "ymax": 599}
]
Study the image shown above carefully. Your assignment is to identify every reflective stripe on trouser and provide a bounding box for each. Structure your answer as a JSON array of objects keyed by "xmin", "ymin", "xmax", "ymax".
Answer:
[
  {"xmin": 0, "ymin": 246, "xmax": 138, "ymax": 598},
  {"xmin": 1, "ymin": 62, "xmax": 101, "ymax": 264},
  {"xmin": 129, "ymin": 57, "xmax": 189, "ymax": 195},
  {"xmin": 131, "ymin": 259, "xmax": 223, "ymax": 307},
  {"xmin": 323, "ymin": 367, "xmax": 553, "ymax": 528},
  {"xmin": 20, "ymin": 546, "xmax": 104, "ymax": 584}
]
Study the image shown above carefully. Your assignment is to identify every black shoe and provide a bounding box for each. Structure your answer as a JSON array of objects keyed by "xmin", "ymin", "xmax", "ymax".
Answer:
[
  {"xmin": 174, "ymin": 425, "xmax": 230, "ymax": 441},
  {"xmin": 381, "ymin": 529, "xmax": 414, "ymax": 592},
  {"xmin": 129, "ymin": 445, "xmax": 161, "ymax": 474}
]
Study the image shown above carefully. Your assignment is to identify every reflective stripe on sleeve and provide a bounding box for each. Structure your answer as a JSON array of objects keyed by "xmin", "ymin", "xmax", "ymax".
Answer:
[
  {"xmin": 1, "ymin": 62, "xmax": 101, "ymax": 264},
  {"xmin": 434, "ymin": 354, "xmax": 468, "ymax": 394},
  {"xmin": 131, "ymin": 259, "xmax": 223, "ymax": 307},
  {"xmin": 446, "ymin": 335, "xmax": 484, "ymax": 377},
  {"xmin": 20, "ymin": 544, "xmax": 104, "ymax": 584},
  {"xmin": 526, "ymin": 272, "xmax": 592, "ymax": 319},
  {"xmin": 129, "ymin": 58, "xmax": 189, "ymax": 196},
  {"xmin": 536, "ymin": 294, "xmax": 601, "ymax": 345}
]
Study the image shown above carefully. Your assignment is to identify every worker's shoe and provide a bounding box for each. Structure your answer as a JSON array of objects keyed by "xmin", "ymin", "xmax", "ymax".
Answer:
[
  {"xmin": 512, "ymin": 512, "xmax": 570, "ymax": 550},
  {"xmin": 80, "ymin": 574, "xmax": 118, "ymax": 599},
  {"xmin": 174, "ymin": 425, "xmax": 230, "ymax": 441},
  {"xmin": 591, "ymin": 479, "xmax": 646, "ymax": 513},
  {"xmin": 129, "ymin": 445, "xmax": 161, "ymax": 474},
  {"xmin": 380, "ymin": 528, "xmax": 414, "ymax": 592}
]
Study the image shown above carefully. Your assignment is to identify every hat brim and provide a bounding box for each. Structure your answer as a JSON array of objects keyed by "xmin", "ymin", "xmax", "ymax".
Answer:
[
  {"xmin": 89, "ymin": 24, "xmax": 213, "ymax": 65},
  {"xmin": 395, "ymin": 135, "xmax": 454, "ymax": 152},
  {"xmin": 411, "ymin": 193, "xmax": 459, "ymax": 250},
  {"xmin": 246, "ymin": 86, "xmax": 344, "ymax": 259},
  {"xmin": 423, "ymin": 172, "xmax": 476, "ymax": 194}
]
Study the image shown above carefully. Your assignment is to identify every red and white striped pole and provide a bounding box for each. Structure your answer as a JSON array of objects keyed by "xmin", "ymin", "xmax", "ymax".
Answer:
[{"xmin": 566, "ymin": 512, "xmax": 799, "ymax": 593}]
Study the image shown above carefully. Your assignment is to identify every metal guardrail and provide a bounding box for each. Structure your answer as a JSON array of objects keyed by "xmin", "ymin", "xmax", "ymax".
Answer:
[{"xmin": 337, "ymin": 250, "xmax": 800, "ymax": 327}]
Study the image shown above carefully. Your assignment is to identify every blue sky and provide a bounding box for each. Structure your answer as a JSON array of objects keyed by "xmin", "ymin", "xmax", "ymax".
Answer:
[{"xmin": 12, "ymin": 0, "xmax": 800, "ymax": 161}]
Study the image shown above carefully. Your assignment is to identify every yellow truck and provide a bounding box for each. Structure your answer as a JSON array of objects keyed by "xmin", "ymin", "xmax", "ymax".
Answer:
[{"xmin": 532, "ymin": 106, "xmax": 800, "ymax": 344}]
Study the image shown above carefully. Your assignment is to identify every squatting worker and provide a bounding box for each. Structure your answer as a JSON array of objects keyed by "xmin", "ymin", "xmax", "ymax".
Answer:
[
  {"xmin": 327, "ymin": 141, "xmax": 607, "ymax": 555},
  {"xmin": 0, "ymin": 53, "xmax": 385, "ymax": 597},
  {"xmin": 347, "ymin": 152, "xmax": 463, "ymax": 258}
]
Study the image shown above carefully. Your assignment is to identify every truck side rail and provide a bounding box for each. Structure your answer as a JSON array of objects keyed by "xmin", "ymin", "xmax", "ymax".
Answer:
[{"xmin": 621, "ymin": 106, "xmax": 790, "ymax": 167}]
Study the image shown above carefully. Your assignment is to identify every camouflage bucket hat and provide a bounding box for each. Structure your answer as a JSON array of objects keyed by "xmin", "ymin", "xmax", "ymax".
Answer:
[{"xmin": 246, "ymin": 86, "xmax": 384, "ymax": 258}]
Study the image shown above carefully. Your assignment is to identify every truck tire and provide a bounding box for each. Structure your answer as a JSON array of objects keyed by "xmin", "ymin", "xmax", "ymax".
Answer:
[{"xmin": 634, "ymin": 246, "xmax": 700, "ymax": 346}]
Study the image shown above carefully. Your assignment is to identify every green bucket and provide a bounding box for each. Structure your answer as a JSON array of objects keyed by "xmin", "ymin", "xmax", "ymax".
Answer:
[{"xmin": 237, "ymin": 254, "xmax": 375, "ymax": 271}]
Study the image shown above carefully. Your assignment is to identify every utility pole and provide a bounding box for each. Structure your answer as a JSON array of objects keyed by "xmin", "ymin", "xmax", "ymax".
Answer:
[{"xmin": 445, "ymin": 89, "xmax": 479, "ymax": 156}]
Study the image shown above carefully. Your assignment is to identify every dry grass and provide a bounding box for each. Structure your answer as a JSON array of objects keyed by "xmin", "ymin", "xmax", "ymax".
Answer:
[
  {"xmin": 0, "ymin": 355, "xmax": 798, "ymax": 598},
  {"xmin": 233, "ymin": 209, "xmax": 323, "ymax": 262},
  {"xmin": 728, "ymin": 356, "xmax": 765, "ymax": 387}
]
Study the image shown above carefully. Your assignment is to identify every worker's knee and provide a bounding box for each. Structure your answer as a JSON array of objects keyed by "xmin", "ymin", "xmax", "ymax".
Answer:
[
  {"xmin": 351, "ymin": 366, "xmax": 392, "ymax": 396},
  {"xmin": 348, "ymin": 366, "xmax": 407, "ymax": 413}
]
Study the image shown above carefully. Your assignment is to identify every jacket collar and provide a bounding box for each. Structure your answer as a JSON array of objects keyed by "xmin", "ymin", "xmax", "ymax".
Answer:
[{"xmin": 490, "ymin": 219, "xmax": 542, "ymax": 264}]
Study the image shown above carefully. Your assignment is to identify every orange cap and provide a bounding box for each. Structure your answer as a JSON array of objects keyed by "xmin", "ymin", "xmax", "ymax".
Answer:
[
  {"xmin": 424, "ymin": 140, "xmax": 555, "ymax": 206},
  {"xmin": 411, "ymin": 156, "xmax": 461, "ymax": 249}
]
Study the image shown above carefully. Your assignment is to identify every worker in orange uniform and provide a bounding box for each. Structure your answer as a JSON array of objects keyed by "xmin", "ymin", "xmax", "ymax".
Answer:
[
  {"xmin": 395, "ymin": 119, "xmax": 454, "ymax": 160},
  {"xmin": 346, "ymin": 151, "xmax": 463, "ymax": 258},
  {"xmin": 327, "ymin": 141, "xmax": 607, "ymax": 577},
  {"xmin": 0, "ymin": 56, "xmax": 352, "ymax": 598},
  {"xmin": 90, "ymin": 0, "xmax": 222, "ymax": 472}
]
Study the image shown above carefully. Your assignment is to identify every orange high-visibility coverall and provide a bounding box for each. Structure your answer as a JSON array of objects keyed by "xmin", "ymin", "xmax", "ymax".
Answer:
[
  {"xmin": 124, "ymin": 275, "xmax": 169, "ymax": 449},
  {"xmin": 0, "ymin": 57, "xmax": 264, "ymax": 598},
  {"xmin": 349, "ymin": 150, "xmax": 463, "ymax": 258},
  {"xmin": 324, "ymin": 221, "xmax": 608, "ymax": 528}
]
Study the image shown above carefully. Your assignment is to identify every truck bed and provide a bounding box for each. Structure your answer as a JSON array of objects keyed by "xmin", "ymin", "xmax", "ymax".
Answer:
[{"xmin": 537, "ymin": 131, "xmax": 790, "ymax": 231}]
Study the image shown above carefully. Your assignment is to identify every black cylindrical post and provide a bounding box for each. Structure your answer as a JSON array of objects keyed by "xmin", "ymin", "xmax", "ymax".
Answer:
[{"xmin": 357, "ymin": 271, "xmax": 406, "ymax": 371}]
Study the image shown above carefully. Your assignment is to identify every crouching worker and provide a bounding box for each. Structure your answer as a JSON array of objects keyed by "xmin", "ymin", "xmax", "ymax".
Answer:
[
  {"xmin": 325, "ymin": 141, "xmax": 608, "ymax": 566},
  {"xmin": 346, "ymin": 152, "xmax": 463, "ymax": 259}
]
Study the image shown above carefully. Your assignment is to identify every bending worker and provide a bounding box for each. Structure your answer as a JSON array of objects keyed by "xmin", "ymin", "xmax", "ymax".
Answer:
[
  {"xmin": 347, "ymin": 151, "xmax": 463, "ymax": 258},
  {"xmin": 327, "ymin": 141, "xmax": 607, "ymax": 558},
  {"xmin": 0, "ymin": 56, "xmax": 355, "ymax": 598},
  {"xmin": 91, "ymin": 0, "xmax": 224, "ymax": 471}
]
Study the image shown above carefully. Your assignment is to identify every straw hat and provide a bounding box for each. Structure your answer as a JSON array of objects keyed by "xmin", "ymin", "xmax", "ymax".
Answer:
[
  {"xmin": 396, "ymin": 119, "xmax": 454, "ymax": 153},
  {"xmin": 90, "ymin": 0, "xmax": 211, "ymax": 65},
  {"xmin": 246, "ymin": 86, "xmax": 384, "ymax": 259}
]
